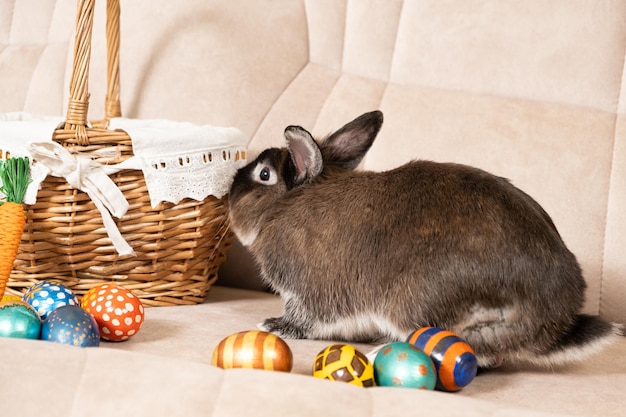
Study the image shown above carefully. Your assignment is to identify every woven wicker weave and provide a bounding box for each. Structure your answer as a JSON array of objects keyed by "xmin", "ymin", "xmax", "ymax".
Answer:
[{"xmin": 6, "ymin": 0, "xmax": 235, "ymax": 306}]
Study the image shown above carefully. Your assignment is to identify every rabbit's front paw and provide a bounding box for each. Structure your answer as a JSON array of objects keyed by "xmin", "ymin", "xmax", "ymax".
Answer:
[{"xmin": 258, "ymin": 316, "xmax": 308, "ymax": 339}]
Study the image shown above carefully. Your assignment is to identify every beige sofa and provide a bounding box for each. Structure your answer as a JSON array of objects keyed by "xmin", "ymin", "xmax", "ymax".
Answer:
[{"xmin": 2, "ymin": 0, "xmax": 626, "ymax": 416}]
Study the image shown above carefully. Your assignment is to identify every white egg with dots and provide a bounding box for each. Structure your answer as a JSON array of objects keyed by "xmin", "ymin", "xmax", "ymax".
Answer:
[{"xmin": 81, "ymin": 283, "xmax": 145, "ymax": 341}]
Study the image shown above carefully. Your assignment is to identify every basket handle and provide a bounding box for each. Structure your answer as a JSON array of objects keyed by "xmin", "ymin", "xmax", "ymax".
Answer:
[{"xmin": 64, "ymin": 0, "xmax": 122, "ymax": 145}]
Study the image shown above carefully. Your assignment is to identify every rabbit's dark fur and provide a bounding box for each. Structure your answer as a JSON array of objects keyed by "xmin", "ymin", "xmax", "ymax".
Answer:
[{"xmin": 228, "ymin": 111, "xmax": 621, "ymax": 368}]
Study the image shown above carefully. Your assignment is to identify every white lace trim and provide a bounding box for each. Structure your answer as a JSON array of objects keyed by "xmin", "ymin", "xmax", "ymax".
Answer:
[
  {"xmin": 108, "ymin": 117, "xmax": 247, "ymax": 206},
  {"xmin": 140, "ymin": 145, "xmax": 246, "ymax": 206},
  {"xmin": 0, "ymin": 113, "xmax": 248, "ymax": 206}
]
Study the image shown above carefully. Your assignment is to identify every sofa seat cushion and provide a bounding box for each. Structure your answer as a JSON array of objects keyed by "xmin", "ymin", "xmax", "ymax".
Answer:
[{"xmin": 1, "ymin": 286, "xmax": 623, "ymax": 416}]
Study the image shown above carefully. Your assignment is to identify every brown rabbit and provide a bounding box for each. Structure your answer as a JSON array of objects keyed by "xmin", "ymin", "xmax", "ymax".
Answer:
[{"xmin": 228, "ymin": 110, "xmax": 621, "ymax": 368}]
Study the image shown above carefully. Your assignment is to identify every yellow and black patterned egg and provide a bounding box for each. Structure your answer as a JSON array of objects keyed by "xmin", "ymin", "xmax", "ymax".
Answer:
[{"xmin": 313, "ymin": 344, "xmax": 375, "ymax": 387}]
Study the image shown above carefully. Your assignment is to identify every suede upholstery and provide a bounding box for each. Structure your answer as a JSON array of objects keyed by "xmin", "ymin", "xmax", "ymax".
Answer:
[{"xmin": 1, "ymin": 1, "xmax": 626, "ymax": 416}]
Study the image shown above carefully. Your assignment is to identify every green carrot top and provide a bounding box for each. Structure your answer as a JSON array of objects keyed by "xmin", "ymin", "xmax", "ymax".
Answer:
[{"xmin": 0, "ymin": 157, "xmax": 30, "ymax": 204}]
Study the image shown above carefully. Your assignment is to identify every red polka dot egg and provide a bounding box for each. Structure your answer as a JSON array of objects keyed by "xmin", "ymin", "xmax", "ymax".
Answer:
[{"xmin": 81, "ymin": 284, "xmax": 144, "ymax": 342}]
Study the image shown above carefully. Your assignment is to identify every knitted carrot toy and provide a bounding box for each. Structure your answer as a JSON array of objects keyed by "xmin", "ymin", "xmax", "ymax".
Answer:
[{"xmin": 0, "ymin": 157, "xmax": 29, "ymax": 299}]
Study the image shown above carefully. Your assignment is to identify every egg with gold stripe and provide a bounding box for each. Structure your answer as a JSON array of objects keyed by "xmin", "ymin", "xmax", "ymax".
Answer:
[
  {"xmin": 313, "ymin": 344, "xmax": 375, "ymax": 387},
  {"xmin": 211, "ymin": 330, "xmax": 293, "ymax": 372},
  {"xmin": 0, "ymin": 300, "xmax": 41, "ymax": 339},
  {"xmin": 406, "ymin": 327, "xmax": 477, "ymax": 392}
]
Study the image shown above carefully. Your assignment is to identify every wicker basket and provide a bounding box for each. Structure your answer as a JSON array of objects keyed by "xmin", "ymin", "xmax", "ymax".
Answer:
[{"xmin": 5, "ymin": 0, "xmax": 236, "ymax": 306}]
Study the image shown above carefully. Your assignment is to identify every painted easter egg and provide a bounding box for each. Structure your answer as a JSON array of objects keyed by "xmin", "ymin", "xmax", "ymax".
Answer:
[
  {"xmin": 407, "ymin": 327, "xmax": 477, "ymax": 392},
  {"xmin": 81, "ymin": 283, "xmax": 145, "ymax": 342},
  {"xmin": 0, "ymin": 300, "xmax": 41, "ymax": 339},
  {"xmin": 23, "ymin": 281, "xmax": 78, "ymax": 319},
  {"xmin": 41, "ymin": 305, "xmax": 100, "ymax": 347},
  {"xmin": 212, "ymin": 330, "xmax": 293, "ymax": 372},
  {"xmin": 373, "ymin": 342, "xmax": 436, "ymax": 390},
  {"xmin": 313, "ymin": 344, "xmax": 375, "ymax": 387},
  {"xmin": 1, "ymin": 294, "xmax": 22, "ymax": 303}
]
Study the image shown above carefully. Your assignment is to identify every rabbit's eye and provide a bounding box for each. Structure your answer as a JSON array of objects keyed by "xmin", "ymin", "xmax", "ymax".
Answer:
[
  {"xmin": 253, "ymin": 162, "xmax": 277, "ymax": 185},
  {"xmin": 259, "ymin": 167, "xmax": 271, "ymax": 181}
]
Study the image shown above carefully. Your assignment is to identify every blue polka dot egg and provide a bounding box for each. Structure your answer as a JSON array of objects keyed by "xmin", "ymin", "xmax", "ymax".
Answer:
[{"xmin": 23, "ymin": 281, "xmax": 79, "ymax": 320}]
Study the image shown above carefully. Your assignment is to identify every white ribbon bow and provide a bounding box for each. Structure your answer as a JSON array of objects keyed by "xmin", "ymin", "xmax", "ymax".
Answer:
[{"xmin": 28, "ymin": 142, "xmax": 135, "ymax": 256}]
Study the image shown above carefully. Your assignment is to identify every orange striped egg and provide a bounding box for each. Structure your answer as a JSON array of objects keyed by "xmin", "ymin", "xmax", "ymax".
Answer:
[
  {"xmin": 211, "ymin": 330, "xmax": 293, "ymax": 372},
  {"xmin": 406, "ymin": 327, "xmax": 477, "ymax": 392}
]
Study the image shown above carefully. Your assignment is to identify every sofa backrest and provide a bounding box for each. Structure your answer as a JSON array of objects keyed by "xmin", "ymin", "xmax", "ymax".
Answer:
[{"xmin": 2, "ymin": 0, "xmax": 625, "ymax": 324}]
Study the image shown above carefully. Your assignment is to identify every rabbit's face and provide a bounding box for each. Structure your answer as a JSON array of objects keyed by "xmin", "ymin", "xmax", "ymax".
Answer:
[
  {"xmin": 228, "ymin": 147, "xmax": 291, "ymax": 246},
  {"xmin": 228, "ymin": 111, "xmax": 383, "ymax": 247}
]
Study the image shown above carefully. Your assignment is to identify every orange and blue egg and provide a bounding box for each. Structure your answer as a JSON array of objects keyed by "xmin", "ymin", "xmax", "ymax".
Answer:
[{"xmin": 406, "ymin": 327, "xmax": 477, "ymax": 392}]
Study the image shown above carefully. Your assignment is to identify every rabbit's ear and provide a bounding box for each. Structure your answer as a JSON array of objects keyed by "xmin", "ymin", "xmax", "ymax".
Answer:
[
  {"xmin": 285, "ymin": 125, "xmax": 323, "ymax": 186},
  {"xmin": 323, "ymin": 111, "xmax": 383, "ymax": 170}
]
